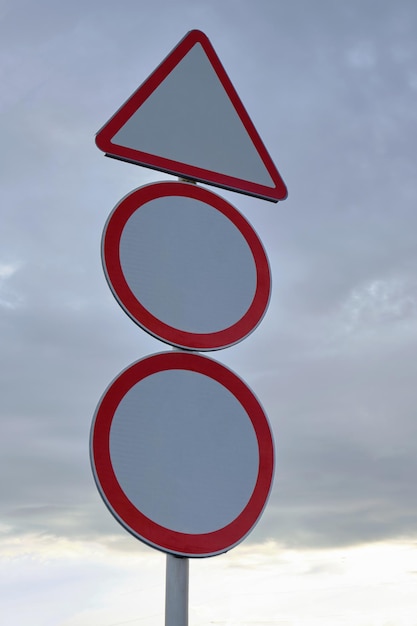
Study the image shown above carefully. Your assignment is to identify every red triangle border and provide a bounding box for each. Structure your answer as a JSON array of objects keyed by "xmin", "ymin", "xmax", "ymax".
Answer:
[{"xmin": 96, "ymin": 30, "xmax": 287, "ymax": 203}]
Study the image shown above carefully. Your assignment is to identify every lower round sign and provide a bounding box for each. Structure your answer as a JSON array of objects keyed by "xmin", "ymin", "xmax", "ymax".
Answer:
[{"xmin": 90, "ymin": 351, "xmax": 274, "ymax": 557}]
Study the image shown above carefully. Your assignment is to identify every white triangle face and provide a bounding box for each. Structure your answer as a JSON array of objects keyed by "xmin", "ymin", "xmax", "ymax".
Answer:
[
  {"xmin": 112, "ymin": 43, "xmax": 274, "ymax": 188},
  {"xmin": 96, "ymin": 30, "xmax": 287, "ymax": 201}
]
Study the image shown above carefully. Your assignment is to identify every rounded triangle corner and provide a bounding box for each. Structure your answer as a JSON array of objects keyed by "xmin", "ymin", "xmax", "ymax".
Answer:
[
  {"xmin": 185, "ymin": 29, "xmax": 211, "ymax": 45},
  {"xmin": 276, "ymin": 183, "xmax": 288, "ymax": 202},
  {"xmin": 95, "ymin": 130, "xmax": 109, "ymax": 154}
]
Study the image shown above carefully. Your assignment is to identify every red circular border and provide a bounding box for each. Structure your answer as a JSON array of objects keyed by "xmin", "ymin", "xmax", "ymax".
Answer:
[
  {"xmin": 90, "ymin": 352, "xmax": 274, "ymax": 557},
  {"xmin": 102, "ymin": 182, "xmax": 271, "ymax": 351}
]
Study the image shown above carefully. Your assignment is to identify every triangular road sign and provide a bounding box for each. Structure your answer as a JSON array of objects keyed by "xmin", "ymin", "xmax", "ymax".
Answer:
[{"xmin": 96, "ymin": 30, "xmax": 287, "ymax": 202}]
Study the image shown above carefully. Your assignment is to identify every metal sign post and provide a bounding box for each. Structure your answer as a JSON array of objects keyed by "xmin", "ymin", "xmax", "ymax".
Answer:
[
  {"xmin": 165, "ymin": 556, "xmax": 189, "ymax": 626},
  {"xmin": 92, "ymin": 28, "xmax": 287, "ymax": 626}
]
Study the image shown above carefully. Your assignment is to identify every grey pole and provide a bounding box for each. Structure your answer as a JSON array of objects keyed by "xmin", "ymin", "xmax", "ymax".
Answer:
[
  {"xmin": 165, "ymin": 555, "xmax": 189, "ymax": 626},
  {"xmin": 164, "ymin": 186, "xmax": 190, "ymax": 626}
]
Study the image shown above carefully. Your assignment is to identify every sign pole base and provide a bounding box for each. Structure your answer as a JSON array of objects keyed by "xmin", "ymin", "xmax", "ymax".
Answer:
[{"xmin": 165, "ymin": 554, "xmax": 189, "ymax": 626}]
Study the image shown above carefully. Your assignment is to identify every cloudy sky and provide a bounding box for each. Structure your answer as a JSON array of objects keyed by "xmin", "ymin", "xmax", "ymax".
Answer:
[{"xmin": 1, "ymin": 0, "xmax": 417, "ymax": 624}]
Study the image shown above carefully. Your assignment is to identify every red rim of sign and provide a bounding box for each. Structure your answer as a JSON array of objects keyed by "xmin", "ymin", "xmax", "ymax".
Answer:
[
  {"xmin": 95, "ymin": 30, "xmax": 287, "ymax": 203},
  {"xmin": 90, "ymin": 351, "xmax": 275, "ymax": 557},
  {"xmin": 102, "ymin": 181, "xmax": 271, "ymax": 351}
]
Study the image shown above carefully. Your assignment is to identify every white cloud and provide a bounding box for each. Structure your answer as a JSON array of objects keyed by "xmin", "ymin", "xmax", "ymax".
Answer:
[
  {"xmin": 340, "ymin": 276, "xmax": 417, "ymax": 339},
  {"xmin": 0, "ymin": 262, "xmax": 21, "ymax": 308},
  {"xmin": 4, "ymin": 537, "xmax": 414, "ymax": 626},
  {"xmin": 346, "ymin": 41, "xmax": 377, "ymax": 70},
  {"xmin": 0, "ymin": 262, "xmax": 18, "ymax": 279}
]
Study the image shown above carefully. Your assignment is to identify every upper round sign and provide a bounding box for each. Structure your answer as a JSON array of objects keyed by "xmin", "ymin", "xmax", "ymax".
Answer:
[
  {"xmin": 90, "ymin": 351, "xmax": 274, "ymax": 557},
  {"xmin": 102, "ymin": 181, "xmax": 271, "ymax": 351}
]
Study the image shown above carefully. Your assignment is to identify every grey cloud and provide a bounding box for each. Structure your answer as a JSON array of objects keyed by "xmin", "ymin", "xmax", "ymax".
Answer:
[{"xmin": 1, "ymin": 0, "xmax": 417, "ymax": 555}]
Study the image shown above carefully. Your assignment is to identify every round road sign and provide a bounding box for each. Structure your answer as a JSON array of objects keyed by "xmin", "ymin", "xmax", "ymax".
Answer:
[
  {"xmin": 101, "ymin": 181, "xmax": 271, "ymax": 351},
  {"xmin": 90, "ymin": 351, "xmax": 274, "ymax": 557}
]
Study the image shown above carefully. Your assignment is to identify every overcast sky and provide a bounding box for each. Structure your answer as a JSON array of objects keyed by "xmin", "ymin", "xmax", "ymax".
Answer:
[{"xmin": 1, "ymin": 1, "xmax": 417, "ymax": 625}]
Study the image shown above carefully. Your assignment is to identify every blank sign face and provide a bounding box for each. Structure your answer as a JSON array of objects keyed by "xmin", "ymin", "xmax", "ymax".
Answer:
[
  {"xmin": 111, "ymin": 39, "xmax": 275, "ymax": 188},
  {"xmin": 110, "ymin": 369, "xmax": 259, "ymax": 534},
  {"xmin": 95, "ymin": 29, "xmax": 288, "ymax": 202},
  {"xmin": 90, "ymin": 352, "xmax": 275, "ymax": 557},
  {"xmin": 102, "ymin": 182, "xmax": 271, "ymax": 350},
  {"xmin": 119, "ymin": 195, "xmax": 256, "ymax": 333}
]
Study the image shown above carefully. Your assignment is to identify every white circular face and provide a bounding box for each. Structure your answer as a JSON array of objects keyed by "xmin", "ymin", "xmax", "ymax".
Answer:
[
  {"xmin": 119, "ymin": 195, "xmax": 256, "ymax": 334},
  {"xmin": 102, "ymin": 182, "xmax": 271, "ymax": 350},
  {"xmin": 90, "ymin": 352, "xmax": 275, "ymax": 557},
  {"xmin": 109, "ymin": 368, "xmax": 259, "ymax": 534}
]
